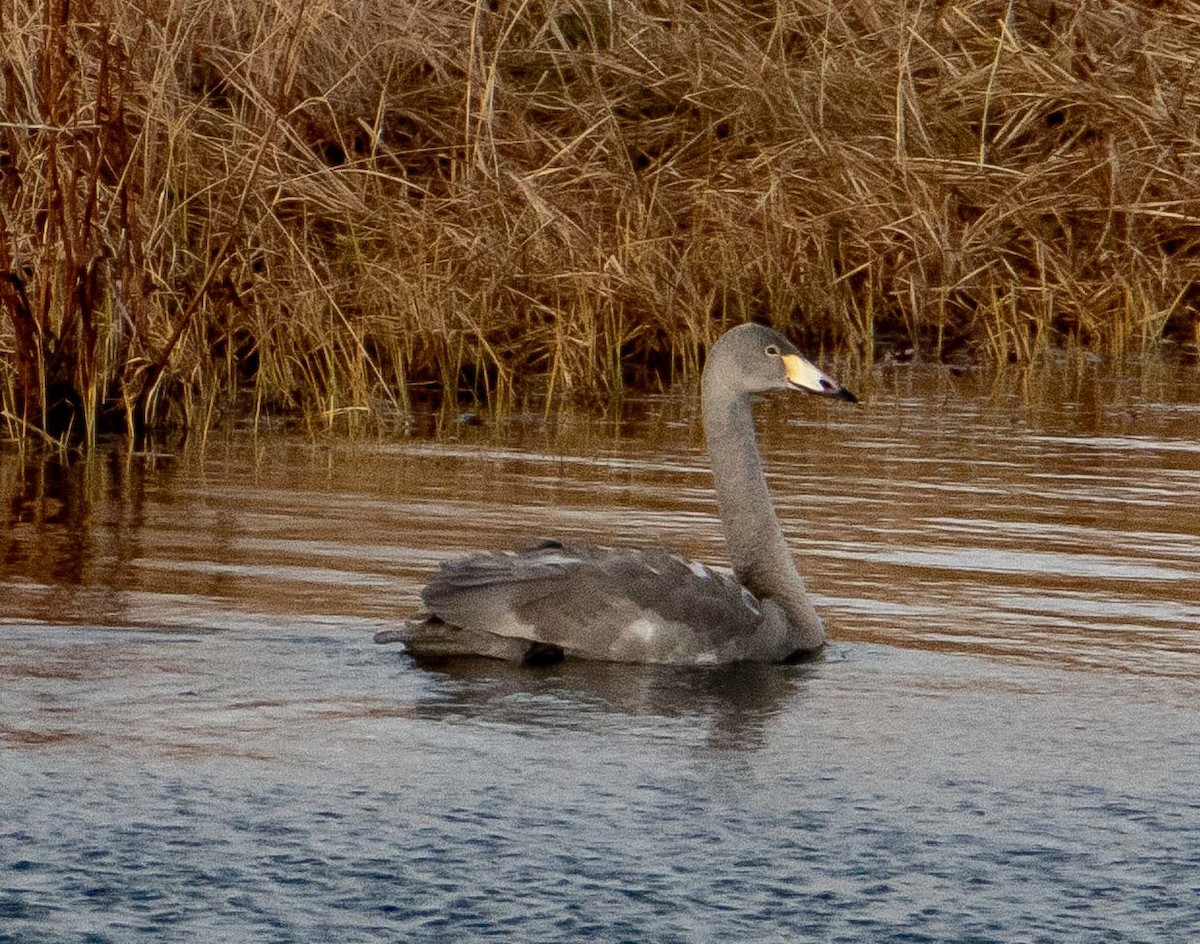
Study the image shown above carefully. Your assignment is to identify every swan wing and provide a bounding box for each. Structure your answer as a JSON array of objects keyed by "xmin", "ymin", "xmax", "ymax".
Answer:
[{"xmin": 416, "ymin": 539, "xmax": 772, "ymax": 664}]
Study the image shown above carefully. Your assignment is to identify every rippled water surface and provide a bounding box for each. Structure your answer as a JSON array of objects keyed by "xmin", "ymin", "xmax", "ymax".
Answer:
[{"xmin": 3, "ymin": 363, "xmax": 1199, "ymax": 942}]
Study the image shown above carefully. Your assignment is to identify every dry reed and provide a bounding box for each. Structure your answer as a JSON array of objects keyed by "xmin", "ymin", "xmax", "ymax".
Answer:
[{"xmin": 1, "ymin": 0, "xmax": 1197, "ymax": 445}]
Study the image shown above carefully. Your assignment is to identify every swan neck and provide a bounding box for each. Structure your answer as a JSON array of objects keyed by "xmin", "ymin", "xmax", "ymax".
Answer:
[
  {"xmin": 704, "ymin": 392, "xmax": 789, "ymax": 570},
  {"xmin": 701, "ymin": 383, "xmax": 825, "ymax": 650}
]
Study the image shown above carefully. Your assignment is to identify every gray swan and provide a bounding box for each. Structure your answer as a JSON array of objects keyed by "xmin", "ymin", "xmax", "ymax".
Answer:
[{"xmin": 375, "ymin": 323, "xmax": 857, "ymax": 664}]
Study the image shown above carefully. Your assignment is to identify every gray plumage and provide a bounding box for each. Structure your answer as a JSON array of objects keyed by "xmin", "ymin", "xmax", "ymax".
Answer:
[{"xmin": 375, "ymin": 323, "xmax": 857, "ymax": 665}]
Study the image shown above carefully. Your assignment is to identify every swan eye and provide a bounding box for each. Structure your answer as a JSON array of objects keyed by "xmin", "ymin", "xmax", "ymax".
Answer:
[{"xmin": 765, "ymin": 344, "xmax": 781, "ymax": 357}]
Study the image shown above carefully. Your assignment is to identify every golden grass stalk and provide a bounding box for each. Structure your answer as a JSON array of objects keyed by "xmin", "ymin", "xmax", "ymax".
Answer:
[{"xmin": 0, "ymin": 0, "xmax": 1196, "ymax": 447}]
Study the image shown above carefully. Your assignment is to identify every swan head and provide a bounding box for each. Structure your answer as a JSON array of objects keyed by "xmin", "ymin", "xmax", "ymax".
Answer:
[{"xmin": 705, "ymin": 323, "xmax": 858, "ymax": 403}]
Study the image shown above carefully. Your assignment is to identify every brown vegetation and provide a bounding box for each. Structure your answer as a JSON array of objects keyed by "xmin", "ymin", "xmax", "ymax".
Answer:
[{"xmin": 1, "ymin": 0, "xmax": 1198, "ymax": 445}]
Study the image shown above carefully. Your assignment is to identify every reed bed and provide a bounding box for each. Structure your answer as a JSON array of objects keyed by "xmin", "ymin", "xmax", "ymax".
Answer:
[{"xmin": 1, "ymin": 0, "xmax": 1198, "ymax": 444}]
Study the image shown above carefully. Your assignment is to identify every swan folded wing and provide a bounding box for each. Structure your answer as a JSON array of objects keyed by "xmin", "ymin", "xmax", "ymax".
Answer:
[{"xmin": 419, "ymin": 540, "xmax": 769, "ymax": 664}]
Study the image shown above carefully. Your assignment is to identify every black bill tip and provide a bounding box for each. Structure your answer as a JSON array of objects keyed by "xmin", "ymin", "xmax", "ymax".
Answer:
[{"xmin": 818, "ymin": 377, "xmax": 858, "ymax": 403}]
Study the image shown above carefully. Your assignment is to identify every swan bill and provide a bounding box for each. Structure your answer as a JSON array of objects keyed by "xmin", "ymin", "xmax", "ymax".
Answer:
[{"xmin": 782, "ymin": 353, "xmax": 858, "ymax": 403}]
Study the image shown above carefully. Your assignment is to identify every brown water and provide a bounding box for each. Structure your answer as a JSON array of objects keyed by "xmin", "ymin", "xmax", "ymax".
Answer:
[{"xmin": 2, "ymin": 361, "xmax": 1199, "ymax": 942}]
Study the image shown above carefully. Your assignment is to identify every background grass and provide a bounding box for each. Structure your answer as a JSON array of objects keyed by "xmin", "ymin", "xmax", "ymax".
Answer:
[{"xmin": 1, "ymin": 0, "xmax": 1198, "ymax": 444}]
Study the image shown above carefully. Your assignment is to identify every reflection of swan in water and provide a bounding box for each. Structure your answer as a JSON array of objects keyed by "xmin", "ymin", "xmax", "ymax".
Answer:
[
  {"xmin": 375, "ymin": 324, "xmax": 856, "ymax": 665},
  {"xmin": 403, "ymin": 657, "xmax": 814, "ymax": 753}
]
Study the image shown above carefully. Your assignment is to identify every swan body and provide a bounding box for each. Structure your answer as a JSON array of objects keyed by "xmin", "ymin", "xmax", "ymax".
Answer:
[{"xmin": 375, "ymin": 323, "xmax": 856, "ymax": 665}]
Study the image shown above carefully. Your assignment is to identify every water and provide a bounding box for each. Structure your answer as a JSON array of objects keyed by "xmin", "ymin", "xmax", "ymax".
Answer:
[{"xmin": 3, "ymin": 361, "xmax": 1199, "ymax": 942}]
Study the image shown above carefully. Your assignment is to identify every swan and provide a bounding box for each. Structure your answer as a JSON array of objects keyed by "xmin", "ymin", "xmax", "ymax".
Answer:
[{"xmin": 374, "ymin": 323, "xmax": 857, "ymax": 664}]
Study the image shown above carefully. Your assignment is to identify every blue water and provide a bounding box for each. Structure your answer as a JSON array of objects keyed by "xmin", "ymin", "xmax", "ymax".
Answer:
[{"xmin": 3, "ymin": 624, "xmax": 1198, "ymax": 943}]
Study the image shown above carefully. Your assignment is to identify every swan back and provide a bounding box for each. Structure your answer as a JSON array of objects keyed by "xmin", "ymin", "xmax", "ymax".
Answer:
[{"xmin": 396, "ymin": 539, "xmax": 797, "ymax": 664}]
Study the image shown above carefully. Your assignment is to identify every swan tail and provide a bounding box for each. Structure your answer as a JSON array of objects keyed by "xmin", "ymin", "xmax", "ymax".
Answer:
[{"xmin": 374, "ymin": 615, "xmax": 558, "ymax": 663}]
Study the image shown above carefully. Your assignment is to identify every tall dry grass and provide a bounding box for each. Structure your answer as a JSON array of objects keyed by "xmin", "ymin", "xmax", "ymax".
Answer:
[{"xmin": 1, "ymin": 0, "xmax": 1198, "ymax": 444}]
